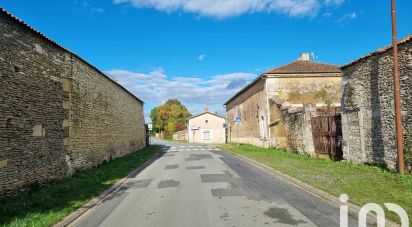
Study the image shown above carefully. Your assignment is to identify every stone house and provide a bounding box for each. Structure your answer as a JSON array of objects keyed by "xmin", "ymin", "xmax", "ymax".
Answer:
[
  {"xmin": 188, "ymin": 108, "xmax": 226, "ymax": 144},
  {"xmin": 0, "ymin": 8, "xmax": 146, "ymax": 197},
  {"xmin": 225, "ymin": 53, "xmax": 342, "ymax": 151},
  {"xmin": 341, "ymin": 35, "xmax": 412, "ymax": 169}
]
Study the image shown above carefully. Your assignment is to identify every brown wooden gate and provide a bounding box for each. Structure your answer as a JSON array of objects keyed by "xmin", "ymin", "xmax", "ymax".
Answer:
[{"xmin": 311, "ymin": 110, "xmax": 343, "ymax": 161}]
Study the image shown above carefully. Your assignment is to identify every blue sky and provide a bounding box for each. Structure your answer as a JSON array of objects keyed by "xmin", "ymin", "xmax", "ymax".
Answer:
[{"xmin": 1, "ymin": 0, "xmax": 411, "ymax": 121}]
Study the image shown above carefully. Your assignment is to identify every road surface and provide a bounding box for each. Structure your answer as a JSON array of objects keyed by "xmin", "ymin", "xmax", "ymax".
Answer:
[{"xmin": 74, "ymin": 139, "xmax": 358, "ymax": 227}]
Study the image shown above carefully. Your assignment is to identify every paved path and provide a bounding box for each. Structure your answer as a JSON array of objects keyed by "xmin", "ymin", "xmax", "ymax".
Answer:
[{"xmin": 74, "ymin": 139, "xmax": 357, "ymax": 227}]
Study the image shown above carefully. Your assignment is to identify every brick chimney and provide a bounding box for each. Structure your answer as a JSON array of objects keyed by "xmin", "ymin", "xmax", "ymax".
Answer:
[{"xmin": 299, "ymin": 53, "xmax": 310, "ymax": 61}]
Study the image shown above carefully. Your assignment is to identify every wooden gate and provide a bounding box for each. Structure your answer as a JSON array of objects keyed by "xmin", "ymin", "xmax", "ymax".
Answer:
[{"xmin": 311, "ymin": 110, "xmax": 343, "ymax": 161}]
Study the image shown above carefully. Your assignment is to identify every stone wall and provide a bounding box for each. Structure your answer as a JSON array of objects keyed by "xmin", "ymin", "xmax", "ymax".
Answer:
[
  {"xmin": 225, "ymin": 79, "xmax": 269, "ymax": 147},
  {"xmin": 173, "ymin": 129, "xmax": 188, "ymax": 141},
  {"xmin": 225, "ymin": 75, "xmax": 342, "ymax": 149},
  {"xmin": 281, "ymin": 104, "xmax": 316, "ymax": 155},
  {"xmin": 0, "ymin": 10, "xmax": 145, "ymax": 197},
  {"xmin": 341, "ymin": 37, "xmax": 412, "ymax": 169},
  {"xmin": 266, "ymin": 76, "xmax": 342, "ymax": 105},
  {"xmin": 266, "ymin": 76, "xmax": 342, "ymax": 149}
]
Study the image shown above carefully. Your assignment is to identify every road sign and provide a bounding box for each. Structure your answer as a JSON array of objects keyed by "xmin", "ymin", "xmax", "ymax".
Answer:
[
  {"xmin": 235, "ymin": 116, "xmax": 241, "ymax": 125},
  {"xmin": 235, "ymin": 115, "xmax": 241, "ymax": 147}
]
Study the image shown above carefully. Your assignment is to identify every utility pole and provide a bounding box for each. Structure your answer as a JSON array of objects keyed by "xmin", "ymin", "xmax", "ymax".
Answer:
[{"xmin": 391, "ymin": 0, "xmax": 404, "ymax": 174}]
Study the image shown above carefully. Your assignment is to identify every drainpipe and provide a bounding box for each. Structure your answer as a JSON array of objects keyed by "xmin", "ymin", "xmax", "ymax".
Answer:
[{"xmin": 264, "ymin": 76, "xmax": 272, "ymax": 148}]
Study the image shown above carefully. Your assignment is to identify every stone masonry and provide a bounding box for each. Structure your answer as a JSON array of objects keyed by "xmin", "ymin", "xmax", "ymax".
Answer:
[
  {"xmin": 226, "ymin": 79, "xmax": 269, "ymax": 147},
  {"xmin": 0, "ymin": 9, "xmax": 146, "ymax": 197},
  {"xmin": 341, "ymin": 36, "xmax": 412, "ymax": 169},
  {"xmin": 225, "ymin": 55, "xmax": 341, "ymax": 150},
  {"xmin": 280, "ymin": 104, "xmax": 316, "ymax": 156}
]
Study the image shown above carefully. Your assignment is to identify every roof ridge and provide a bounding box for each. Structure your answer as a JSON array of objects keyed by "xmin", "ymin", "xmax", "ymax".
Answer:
[
  {"xmin": 263, "ymin": 60, "xmax": 298, "ymax": 74},
  {"xmin": 264, "ymin": 59, "xmax": 341, "ymax": 74},
  {"xmin": 188, "ymin": 111, "xmax": 225, "ymax": 120}
]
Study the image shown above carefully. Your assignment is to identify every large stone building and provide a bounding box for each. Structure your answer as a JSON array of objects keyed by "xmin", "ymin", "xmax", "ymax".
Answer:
[
  {"xmin": 341, "ymin": 35, "xmax": 412, "ymax": 169},
  {"xmin": 225, "ymin": 54, "xmax": 342, "ymax": 150},
  {"xmin": 0, "ymin": 8, "xmax": 146, "ymax": 197}
]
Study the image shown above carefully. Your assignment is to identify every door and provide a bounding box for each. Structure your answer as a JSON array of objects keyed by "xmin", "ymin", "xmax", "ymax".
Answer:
[{"xmin": 311, "ymin": 111, "xmax": 343, "ymax": 161}]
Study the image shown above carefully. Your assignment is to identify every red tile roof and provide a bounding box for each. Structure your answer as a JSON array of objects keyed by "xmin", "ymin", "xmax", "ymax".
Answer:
[{"xmin": 265, "ymin": 60, "xmax": 341, "ymax": 74}]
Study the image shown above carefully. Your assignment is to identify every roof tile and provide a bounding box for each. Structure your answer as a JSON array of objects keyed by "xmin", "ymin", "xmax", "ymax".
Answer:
[{"xmin": 264, "ymin": 60, "xmax": 341, "ymax": 74}]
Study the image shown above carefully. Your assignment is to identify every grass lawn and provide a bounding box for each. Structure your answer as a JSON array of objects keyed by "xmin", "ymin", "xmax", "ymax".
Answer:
[
  {"xmin": 0, "ymin": 145, "xmax": 159, "ymax": 227},
  {"xmin": 219, "ymin": 143, "xmax": 412, "ymax": 224}
]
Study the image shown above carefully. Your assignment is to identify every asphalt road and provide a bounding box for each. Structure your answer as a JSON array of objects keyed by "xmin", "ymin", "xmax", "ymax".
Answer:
[{"xmin": 74, "ymin": 139, "xmax": 358, "ymax": 227}]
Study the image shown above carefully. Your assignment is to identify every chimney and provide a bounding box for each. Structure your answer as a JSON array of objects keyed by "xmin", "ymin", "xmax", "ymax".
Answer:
[
  {"xmin": 204, "ymin": 105, "xmax": 209, "ymax": 112},
  {"xmin": 299, "ymin": 53, "xmax": 310, "ymax": 61}
]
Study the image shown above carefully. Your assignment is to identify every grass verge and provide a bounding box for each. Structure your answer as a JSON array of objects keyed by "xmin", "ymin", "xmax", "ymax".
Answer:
[
  {"xmin": 219, "ymin": 143, "xmax": 412, "ymax": 224},
  {"xmin": 0, "ymin": 145, "xmax": 159, "ymax": 227}
]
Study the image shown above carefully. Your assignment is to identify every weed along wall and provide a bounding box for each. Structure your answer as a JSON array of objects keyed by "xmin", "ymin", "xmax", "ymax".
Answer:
[
  {"xmin": 341, "ymin": 36, "xmax": 412, "ymax": 169},
  {"xmin": 0, "ymin": 9, "xmax": 146, "ymax": 197}
]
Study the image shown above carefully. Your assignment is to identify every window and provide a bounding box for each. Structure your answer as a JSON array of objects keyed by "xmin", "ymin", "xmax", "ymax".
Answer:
[
  {"xmin": 205, "ymin": 119, "xmax": 209, "ymax": 124},
  {"xmin": 202, "ymin": 129, "xmax": 212, "ymax": 140}
]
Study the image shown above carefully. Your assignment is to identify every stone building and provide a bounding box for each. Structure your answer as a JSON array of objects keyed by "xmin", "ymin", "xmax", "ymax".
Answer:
[
  {"xmin": 0, "ymin": 9, "xmax": 146, "ymax": 197},
  {"xmin": 225, "ymin": 53, "xmax": 342, "ymax": 151},
  {"xmin": 341, "ymin": 35, "xmax": 412, "ymax": 169},
  {"xmin": 172, "ymin": 129, "xmax": 188, "ymax": 141},
  {"xmin": 188, "ymin": 108, "xmax": 226, "ymax": 144}
]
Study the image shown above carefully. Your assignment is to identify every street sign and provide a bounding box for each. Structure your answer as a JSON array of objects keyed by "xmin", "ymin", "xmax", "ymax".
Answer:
[
  {"xmin": 234, "ymin": 115, "xmax": 241, "ymax": 147},
  {"xmin": 147, "ymin": 123, "xmax": 153, "ymax": 131},
  {"xmin": 235, "ymin": 116, "xmax": 241, "ymax": 125}
]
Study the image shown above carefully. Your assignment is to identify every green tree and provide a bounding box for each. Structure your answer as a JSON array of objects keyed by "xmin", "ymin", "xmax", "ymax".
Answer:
[
  {"xmin": 150, "ymin": 99, "xmax": 191, "ymax": 138},
  {"xmin": 150, "ymin": 107, "xmax": 159, "ymax": 136}
]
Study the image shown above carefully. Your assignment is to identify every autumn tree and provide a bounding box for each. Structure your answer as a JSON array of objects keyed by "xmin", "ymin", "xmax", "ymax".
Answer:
[{"xmin": 150, "ymin": 99, "xmax": 191, "ymax": 138}]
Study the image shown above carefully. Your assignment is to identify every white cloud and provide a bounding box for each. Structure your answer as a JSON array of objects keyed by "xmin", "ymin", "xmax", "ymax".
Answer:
[
  {"xmin": 105, "ymin": 68, "xmax": 257, "ymax": 116},
  {"xmin": 198, "ymin": 54, "xmax": 206, "ymax": 61},
  {"xmin": 337, "ymin": 12, "xmax": 357, "ymax": 24},
  {"xmin": 112, "ymin": 0, "xmax": 346, "ymax": 18},
  {"xmin": 324, "ymin": 0, "xmax": 345, "ymax": 7},
  {"xmin": 76, "ymin": 1, "xmax": 105, "ymax": 13}
]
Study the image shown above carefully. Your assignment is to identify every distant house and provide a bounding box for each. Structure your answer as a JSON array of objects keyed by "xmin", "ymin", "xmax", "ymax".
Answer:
[
  {"xmin": 341, "ymin": 35, "xmax": 412, "ymax": 169},
  {"xmin": 224, "ymin": 53, "xmax": 342, "ymax": 150},
  {"xmin": 188, "ymin": 107, "xmax": 226, "ymax": 144},
  {"xmin": 173, "ymin": 129, "xmax": 188, "ymax": 141}
]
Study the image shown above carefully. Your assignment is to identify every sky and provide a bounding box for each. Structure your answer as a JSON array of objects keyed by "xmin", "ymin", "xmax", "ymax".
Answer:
[{"xmin": 0, "ymin": 0, "xmax": 411, "ymax": 121}]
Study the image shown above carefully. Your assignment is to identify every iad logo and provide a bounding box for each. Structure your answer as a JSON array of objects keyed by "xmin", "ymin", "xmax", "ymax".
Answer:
[{"xmin": 339, "ymin": 194, "xmax": 409, "ymax": 227}]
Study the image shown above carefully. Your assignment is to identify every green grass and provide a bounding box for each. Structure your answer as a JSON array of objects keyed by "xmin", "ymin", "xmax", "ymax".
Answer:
[
  {"xmin": 219, "ymin": 143, "xmax": 412, "ymax": 224},
  {"xmin": 0, "ymin": 145, "xmax": 159, "ymax": 227}
]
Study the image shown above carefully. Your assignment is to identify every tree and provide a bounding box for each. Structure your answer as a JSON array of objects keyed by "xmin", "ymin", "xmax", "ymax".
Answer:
[{"xmin": 150, "ymin": 99, "xmax": 191, "ymax": 138}]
